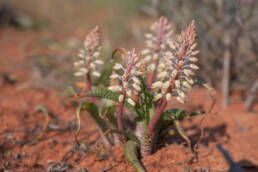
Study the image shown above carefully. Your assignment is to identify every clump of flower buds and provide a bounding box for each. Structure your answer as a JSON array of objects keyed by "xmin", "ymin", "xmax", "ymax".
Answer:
[
  {"xmin": 149, "ymin": 20, "xmax": 199, "ymax": 104},
  {"xmin": 141, "ymin": 17, "xmax": 174, "ymax": 88},
  {"xmin": 108, "ymin": 49, "xmax": 146, "ymax": 106},
  {"xmin": 74, "ymin": 26, "xmax": 103, "ymax": 79},
  {"xmin": 73, "ymin": 17, "xmax": 205, "ymax": 162}
]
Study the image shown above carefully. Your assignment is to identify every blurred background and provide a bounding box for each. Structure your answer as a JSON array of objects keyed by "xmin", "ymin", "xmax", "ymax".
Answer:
[
  {"xmin": 1, "ymin": 1, "xmax": 258, "ymax": 171},
  {"xmin": 0, "ymin": 0, "xmax": 257, "ymax": 109}
]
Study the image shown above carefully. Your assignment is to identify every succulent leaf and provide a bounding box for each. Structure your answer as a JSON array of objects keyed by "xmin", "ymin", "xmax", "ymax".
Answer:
[
  {"xmin": 83, "ymin": 87, "xmax": 141, "ymax": 117},
  {"xmin": 174, "ymin": 119, "xmax": 192, "ymax": 151},
  {"xmin": 135, "ymin": 121, "xmax": 152, "ymax": 157},
  {"xmin": 157, "ymin": 109, "xmax": 206, "ymax": 136},
  {"xmin": 124, "ymin": 140, "xmax": 147, "ymax": 172},
  {"xmin": 78, "ymin": 102, "xmax": 114, "ymax": 146},
  {"xmin": 100, "ymin": 106, "xmax": 117, "ymax": 127},
  {"xmin": 87, "ymin": 87, "xmax": 120, "ymax": 101},
  {"xmin": 163, "ymin": 109, "xmax": 206, "ymax": 120},
  {"xmin": 138, "ymin": 76, "xmax": 154, "ymax": 124},
  {"xmin": 67, "ymin": 85, "xmax": 77, "ymax": 96},
  {"xmin": 80, "ymin": 102, "xmax": 109, "ymax": 132},
  {"xmin": 109, "ymin": 129, "xmax": 140, "ymax": 146},
  {"xmin": 35, "ymin": 105, "xmax": 49, "ymax": 141}
]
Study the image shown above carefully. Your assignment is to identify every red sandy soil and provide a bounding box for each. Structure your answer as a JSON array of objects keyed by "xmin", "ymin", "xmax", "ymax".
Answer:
[{"xmin": 0, "ymin": 28, "xmax": 258, "ymax": 172}]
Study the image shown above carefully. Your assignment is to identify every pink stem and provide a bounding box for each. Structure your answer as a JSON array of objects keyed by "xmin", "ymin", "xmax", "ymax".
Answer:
[
  {"xmin": 148, "ymin": 29, "xmax": 194, "ymax": 138},
  {"xmin": 147, "ymin": 17, "xmax": 165, "ymax": 89},
  {"xmin": 85, "ymin": 72, "xmax": 94, "ymax": 102},
  {"xmin": 147, "ymin": 98, "xmax": 167, "ymax": 137},
  {"xmin": 117, "ymin": 102, "xmax": 124, "ymax": 130},
  {"xmin": 85, "ymin": 73, "xmax": 91, "ymax": 91},
  {"xmin": 84, "ymin": 52, "xmax": 94, "ymax": 102},
  {"xmin": 148, "ymin": 39, "xmax": 190, "ymax": 138},
  {"xmin": 116, "ymin": 88, "xmax": 126, "ymax": 142}
]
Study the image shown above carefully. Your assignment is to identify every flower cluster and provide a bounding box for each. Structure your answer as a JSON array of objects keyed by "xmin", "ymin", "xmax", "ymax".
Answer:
[
  {"xmin": 151, "ymin": 21, "xmax": 199, "ymax": 104},
  {"xmin": 73, "ymin": 18, "xmax": 205, "ymax": 167},
  {"xmin": 74, "ymin": 26, "xmax": 104, "ymax": 78},
  {"xmin": 141, "ymin": 17, "xmax": 173, "ymax": 87},
  {"xmin": 108, "ymin": 49, "xmax": 146, "ymax": 106}
]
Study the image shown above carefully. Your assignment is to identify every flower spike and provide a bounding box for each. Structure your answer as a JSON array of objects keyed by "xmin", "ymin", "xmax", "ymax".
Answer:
[
  {"xmin": 74, "ymin": 26, "xmax": 104, "ymax": 92},
  {"xmin": 140, "ymin": 16, "xmax": 174, "ymax": 89},
  {"xmin": 149, "ymin": 20, "xmax": 199, "ymax": 103},
  {"xmin": 147, "ymin": 20, "xmax": 200, "ymax": 138},
  {"xmin": 109, "ymin": 48, "xmax": 145, "ymax": 135},
  {"xmin": 108, "ymin": 48, "xmax": 145, "ymax": 99}
]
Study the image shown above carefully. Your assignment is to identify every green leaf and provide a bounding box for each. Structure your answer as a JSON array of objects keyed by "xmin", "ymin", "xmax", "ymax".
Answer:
[
  {"xmin": 67, "ymin": 85, "xmax": 77, "ymax": 96},
  {"xmin": 35, "ymin": 105, "xmax": 49, "ymax": 141},
  {"xmin": 124, "ymin": 140, "xmax": 146, "ymax": 172},
  {"xmin": 162, "ymin": 109, "xmax": 185, "ymax": 120},
  {"xmin": 87, "ymin": 87, "xmax": 120, "ymax": 102},
  {"xmin": 100, "ymin": 106, "xmax": 117, "ymax": 127},
  {"xmin": 174, "ymin": 119, "xmax": 192, "ymax": 151},
  {"xmin": 80, "ymin": 102, "xmax": 109, "ymax": 132},
  {"xmin": 135, "ymin": 121, "xmax": 152, "ymax": 156},
  {"xmin": 75, "ymin": 103, "xmax": 82, "ymax": 144},
  {"xmin": 156, "ymin": 109, "xmax": 206, "ymax": 152},
  {"xmin": 157, "ymin": 109, "xmax": 206, "ymax": 135},
  {"xmin": 77, "ymin": 103, "xmax": 115, "ymax": 147},
  {"xmin": 81, "ymin": 87, "xmax": 141, "ymax": 118},
  {"xmin": 155, "ymin": 109, "xmax": 183, "ymax": 133},
  {"xmin": 124, "ymin": 100, "xmax": 142, "ymax": 118},
  {"xmin": 109, "ymin": 129, "xmax": 140, "ymax": 146},
  {"xmin": 163, "ymin": 109, "xmax": 206, "ymax": 121},
  {"xmin": 36, "ymin": 105, "xmax": 48, "ymax": 115},
  {"xmin": 187, "ymin": 111, "xmax": 206, "ymax": 118},
  {"xmin": 137, "ymin": 76, "xmax": 154, "ymax": 124}
]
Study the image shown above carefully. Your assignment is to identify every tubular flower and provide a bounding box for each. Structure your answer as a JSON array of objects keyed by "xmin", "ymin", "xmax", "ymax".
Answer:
[
  {"xmin": 152, "ymin": 20, "xmax": 199, "ymax": 103},
  {"xmin": 140, "ymin": 16, "xmax": 174, "ymax": 88},
  {"xmin": 74, "ymin": 26, "xmax": 104, "ymax": 79},
  {"xmin": 108, "ymin": 49, "xmax": 145, "ymax": 102}
]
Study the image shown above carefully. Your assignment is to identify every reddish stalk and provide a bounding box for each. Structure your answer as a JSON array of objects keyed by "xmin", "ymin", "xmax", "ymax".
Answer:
[
  {"xmin": 85, "ymin": 72, "xmax": 94, "ymax": 102},
  {"xmin": 85, "ymin": 73, "xmax": 92, "ymax": 91},
  {"xmin": 147, "ymin": 17, "xmax": 166, "ymax": 89},
  {"xmin": 85, "ymin": 53, "xmax": 94, "ymax": 102},
  {"xmin": 82, "ymin": 26, "xmax": 100, "ymax": 102},
  {"xmin": 117, "ymin": 88, "xmax": 126, "ymax": 131},
  {"xmin": 116, "ymin": 80, "xmax": 133, "ymax": 142},
  {"xmin": 147, "ymin": 38, "xmax": 190, "ymax": 138},
  {"xmin": 116, "ymin": 88, "xmax": 127, "ymax": 142},
  {"xmin": 147, "ymin": 98, "xmax": 167, "ymax": 137},
  {"xmin": 115, "ymin": 50, "xmax": 136, "ymax": 142},
  {"xmin": 117, "ymin": 107, "xmax": 127, "ymax": 141},
  {"xmin": 116, "ymin": 102, "xmax": 124, "ymax": 130}
]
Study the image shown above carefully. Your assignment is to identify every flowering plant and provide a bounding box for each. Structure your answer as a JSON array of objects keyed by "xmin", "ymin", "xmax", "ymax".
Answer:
[{"xmin": 73, "ymin": 17, "xmax": 209, "ymax": 172}]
